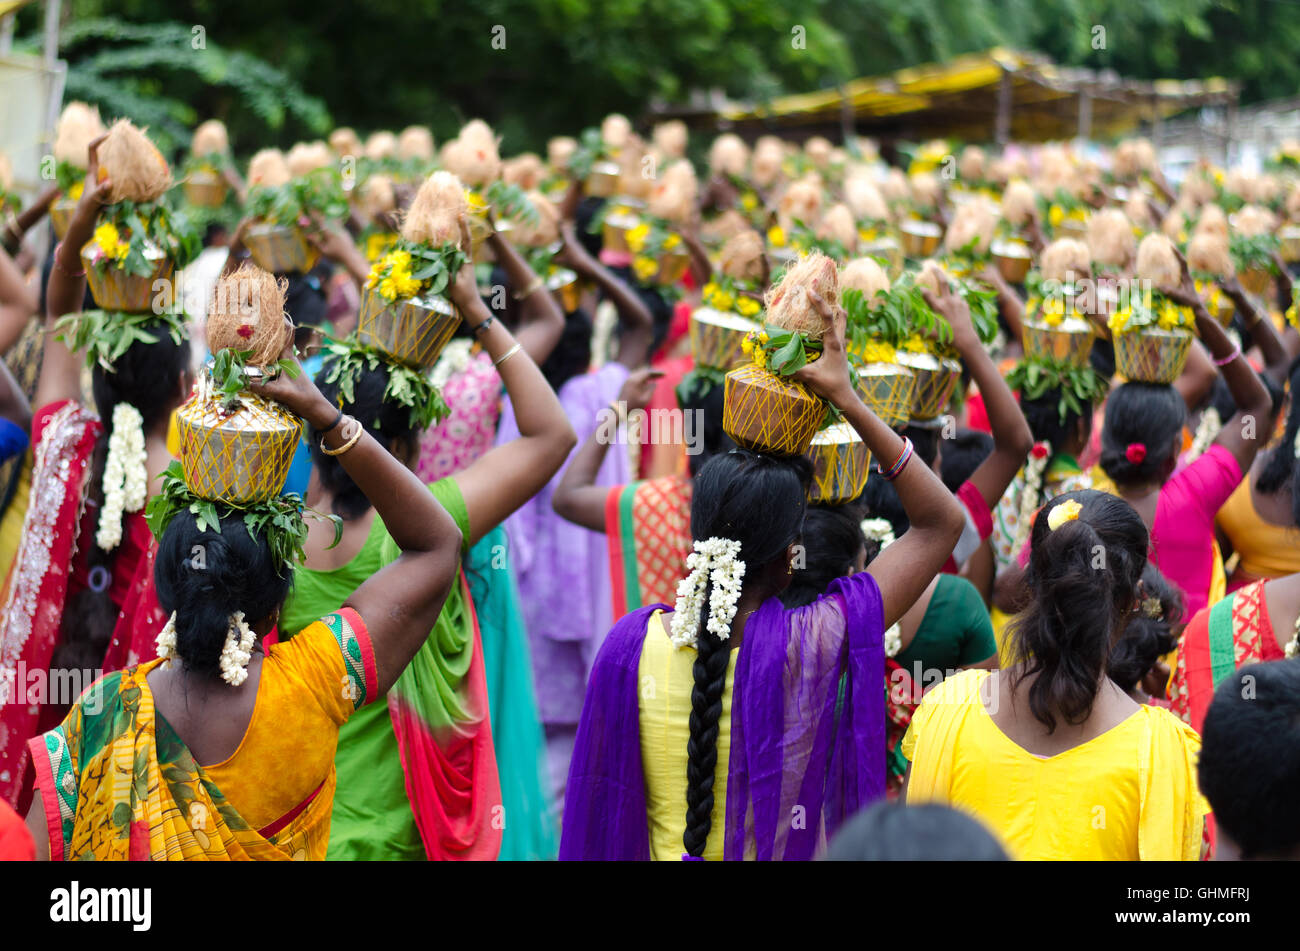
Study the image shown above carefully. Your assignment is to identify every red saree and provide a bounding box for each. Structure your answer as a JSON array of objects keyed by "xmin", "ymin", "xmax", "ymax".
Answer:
[{"xmin": 605, "ymin": 475, "xmax": 692, "ymax": 619}]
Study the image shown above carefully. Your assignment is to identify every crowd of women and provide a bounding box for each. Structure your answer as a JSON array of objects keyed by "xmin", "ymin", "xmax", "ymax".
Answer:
[{"xmin": 0, "ymin": 104, "xmax": 1298, "ymax": 862}]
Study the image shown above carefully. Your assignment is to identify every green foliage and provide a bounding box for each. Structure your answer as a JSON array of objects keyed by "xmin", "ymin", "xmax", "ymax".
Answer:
[
  {"xmin": 55, "ymin": 308, "xmax": 187, "ymax": 372},
  {"xmin": 483, "ymin": 180, "xmax": 539, "ymax": 228},
  {"xmin": 323, "ymin": 337, "xmax": 450, "ymax": 430},
  {"xmin": 675, "ymin": 365, "xmax": 726, "ymax": 406},
  {"xmin": 1006, "ymin": 355, "xmax": 1109, "ymax": 424},
  {"xmin": 750, "ymin": 324, "xmax": 822, "ymax": 377},
  {"xmin": 843, "ymin": 273, "xmax": 949, "ymax": 351},
  {"xmin": 97, "ymin": 199, "xmax": 202, "ymax": 274},
  {"xmin": 246, "ymin": 168, "xmax": 349, "ymax": 228},
  {"xmin": 1229, "ymin": 232, "xmax": 1280, "ymax": 274},
  {"xmin": 209, "ymin": 349, "xmax": 301, "ymax": 412}
]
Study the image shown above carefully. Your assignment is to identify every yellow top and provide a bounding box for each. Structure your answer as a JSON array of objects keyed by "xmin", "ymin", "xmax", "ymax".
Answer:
[
  {"xmin": 0, "ymin": 451, "xmax": 31, "ymax": 585},
  {"xmin": 638, "ymin": 610, "xmax": 738, "ymax": 861},
  {"xmin": 1216, "ymin": 477, "xmax": 1300, "ymax": 580},
  {"xmin": 902, "ymin": 669, "xmax": 1208, "ymax": 860}
]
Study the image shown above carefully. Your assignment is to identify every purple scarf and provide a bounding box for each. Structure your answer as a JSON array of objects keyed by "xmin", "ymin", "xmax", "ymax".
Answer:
[{"xmin": 559, "ymin": 572, "xmax": 886, "ymax": 860}]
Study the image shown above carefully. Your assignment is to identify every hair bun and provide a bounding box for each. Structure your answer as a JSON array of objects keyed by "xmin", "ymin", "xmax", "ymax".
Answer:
[{"xmin": 1125, "ymin": 442, "xmax": 1147, "ymax": 464}]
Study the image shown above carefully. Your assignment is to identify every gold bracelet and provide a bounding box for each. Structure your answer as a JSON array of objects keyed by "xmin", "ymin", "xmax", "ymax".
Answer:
[
  {"xmin": 321, "ymin": 417, "xmax": 363, "ymax": 456},
  {"xmin": 512, "ymin": 275, "xmax": 544, "ymax": 301},
  {"xmin": 493, "ymin": 342, "xmax": 523, "ymax": 368}
]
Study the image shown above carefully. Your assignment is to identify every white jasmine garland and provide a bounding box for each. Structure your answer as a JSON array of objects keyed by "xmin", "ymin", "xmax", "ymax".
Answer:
[
  {"xmin": 1188, "ymin": 407, "xmax": 1222, "ymax": 463},
  {"xmin": 430, "ymin": 337, "xmax": 474, "ymax": 390},
  {"xmin": 862, "ymin": 518, "xmax": 902, "ymax": 656},
  {"xmin": 95, "ymin": 403, "xmax": 148, "ymax": 552},
  {"xmin": 1013, "ymin": 443, "xmax": 1050, "ymax": 556},
  {"xmin": 155, "ymin": 612, "xmax": 178, "ymax": 669},
  {"xmin": 219, "ymin": 611, "xmax": 256, "ymax": 686},
  {"xmin": 669, "ymin": 537, "xmax": 746, "ymax": 649}
]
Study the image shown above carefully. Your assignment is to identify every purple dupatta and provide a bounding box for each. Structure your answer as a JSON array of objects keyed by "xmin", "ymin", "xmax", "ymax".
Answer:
[{"xmin": 559, "ymin": 572, "xmax": 886, "ymax": 860}]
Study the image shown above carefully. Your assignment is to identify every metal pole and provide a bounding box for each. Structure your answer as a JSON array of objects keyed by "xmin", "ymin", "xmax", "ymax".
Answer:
[
  {"xmin": 43, "ymin": 0, "xmax": 60, "ymax": 68},
  {"xmin": 1077, "ymin": 89, "xmax": 1092, "ymax": 143},
  {"xmin": 995, "ymin": 68, "xmax": 1012, "ymax": 145}
]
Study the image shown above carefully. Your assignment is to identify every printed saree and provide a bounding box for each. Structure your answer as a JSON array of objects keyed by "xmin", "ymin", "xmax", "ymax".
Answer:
[
  {"xmin": 560, "ymin": 570, "xmax": 886, "ymax": 860},
  {"xmin": 605, "ymin": 474, "xmax": 692, "ymax": 619}
]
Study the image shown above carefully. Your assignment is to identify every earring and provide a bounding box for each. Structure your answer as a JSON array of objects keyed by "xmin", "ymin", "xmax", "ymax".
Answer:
[{"xmin": 787, "ymin": 562, "xmax": 794, "ymax": 575}]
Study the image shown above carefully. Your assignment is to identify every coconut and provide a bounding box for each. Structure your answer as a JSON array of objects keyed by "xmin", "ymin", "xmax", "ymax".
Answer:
[
  {"xmin": 547, "ymin": 136, "xmax": 577, "ymax": 170},
  {"xmin": 329, "ymin": 127, "xmax": 363, "ymax": 159},
  {"xmin": 1001, "ymin": 180, "xmax": 1037, "ymax": 226},
  {"xmin": 1161, "ymin": 201, "xmax": 1193, "ymax": 241},
  {"xmin": 839, "ymin": 257, "xmax": 891, "ymax": 301},
  {"xmin": 1257, "ymin": 173, "xmax": 1282, "ymax": 207},
  {"xmin": 817, "ymin": 203, "xmax": 858, "ymax": 251},
  {"xmin": 752, "ymin": 136, "xmax": 785, "ymax": 187},
  {"xmin": 446, "ymin": 119, "xmax": 501, "ymax": 187},
  {"xmin": 502, "ymin": 153, "xmax": 544, "ymax": 190},
  {"xmin": 647, "ymin": 161, "xmax": 697, "ymax": 224},
  {"xmin": 401, "ymin": 171, "xmax": 469, "ymax": 247},
  {"xmin": 191, "ymin": 120, "xmax": 229, "ymax": 158},
  {"xmin": 617, "ymin": 137, "xmax": 654, "ymax": 200},
  {"xmin": 1235, "ymin": 204, "xmax": 1278, "ymax": 237},
  {"xmin": 601, "ymin": 114, "xmax": 632, "ymax": 152},
  {"xmin": 844, "ymin": 174, "xmax": 889, "ymax": 222},
  {"xmin": 53, "ymin": 102, "xmax": 105, "ymax": 168},
  {"xmin": 286, "ymin": 141, "xmax": 333, "ymax": 179},
  {"xmin": 1040, "ymin": 239, "xmax": 1092, "ymax": 284},
  {"xmin": 944, "ymin": 198, "xmax": 998, "ymax": 255},
  {"xmin": 700, "ymin": 210, "xmax": 751, "ymax": 246},
  {"xmin": 398, "ymin": 125, "xmax": 435, "ymax": 162},
  {"xmin": 502, "ymin": 190, "xmax": 557, "ymax": 248},
  {"xmin": 853, "ymin": 137, "xmax": 880, "ymax": 164},
  {"xmin": 206, "ymin": 264, "xmax": 292, "ymax": 366},
  {"xmin": 1087, "ymin": 209, "xmax": 1136, "ymax": 271},
  {"xmin": 709, "ymin": 134, "xmax": 749, "ymax": 178},
  {"xmin": 778, "ymin": 178, "xmax": 823, "ymax": 228},
  {"xmin": 1193, "ymin": 204, "xmax": 1229, "ymax": 240},
  {"xmin": 915, "ymin": 259, "xmax": 952, "ymax": 297},
  {"xmin": 763, "ymin": 250, "xmax": 838, "ymax": 339},
  {"xmin": 958, "ymin": 145, "xmax": 987, "ymax": 183},
  {"xmin": 653, "ymin": 120, "xmax": 688, "ymax": 160},
  {"xmin": 1223, "ymin": 169, "xmax": 1256, "ymax": 203},
  {"xmin": 98, "ymin": 119, "xmax": 172, "ymax": 204},
  {"xmin": 365, "ymin": 131, "xmax": 398, "ymax": 161},
  {"xmin": 1113, "ymin": 138, "xmax": 1154, "ymax": 180},
  {"xmin": 1180, "ymin": 167, "xmax": 1217, "ymax": 207},
  {"xmin": 879, "ymin": 168, "xmax": 909, "ymax": 203},
  {"xmin": 248, "ymin": 149, "xmax": 291, "ymax": 189},
  {"xmin": 1135, "ymin": 233, "xmax": 1181, "ymax": 287},
  {"xmin": 804, "ymin": 136, "xmax": 833, "ymax": 170},
  {"xmin": 718, "ymin": 230, "xmax": 765, "ymax": 283},
  {"xmin": 909, "ymin": 171, "xmax": 942, "ymax": 209},
  {"xmin": 1187, "ymin": 233, "xmax": 1232, "ymax": 278},
  {"xmin": 360, "ymin": 174, "xmax": 396, "ymax": 220},
  {"xmin": 1125, "ymin": 191, "xmax": 1154, "ymax": 228}
]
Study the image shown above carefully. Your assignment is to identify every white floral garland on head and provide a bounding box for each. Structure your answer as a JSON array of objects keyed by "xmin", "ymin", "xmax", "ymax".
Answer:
[
  {"xmin": 153, "ymin": 610, "xmax": 258, "ymax": 685},
  {"xmin": 669, "ymin": 537, "xmax": 746, "ymax": 650},
  {"xmin": 430, "ymin": 337, "xmax": 475, "ymax": 390},
  {"xmin": 95, "ymin": 402, "xmax": 148, "ymax": 551},
  {"xmin": 861, "ymin": 518, "xmax": 902, "ymax": 657},
  {"xmin": 1187, "ymin": 406, "xmax": 1222, "ymax": 463},
  {"xmin": 1013, "ymin": 441, "xmax": 1051, "ymax": 557}
]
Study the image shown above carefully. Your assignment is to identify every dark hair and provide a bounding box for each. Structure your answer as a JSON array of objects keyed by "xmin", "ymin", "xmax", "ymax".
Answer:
[
  {"xmin": 153, "ymin": 509, "xmax": 293, "ymax": 678},
  {"xmin": 901, "ymin": 423, "xmax": 940, "ymax": 469},
  {"xmin": 940, "ymin": 428, "xmax": 994, "ymax": 493},
  {"xmin": 1106, "ymin": 562, "xmax": 1182, "ymax": 692},
  {"xmin": 682, "ymin": 450, "xmax": 812, "ymax": 858},
  {"xmin": 52, "ymin": 331, "xmax": 192, "ymax": 677},
  {"xmin": 1022, "ymin": 388, "xmax": 1090, "ymax": 456},
  {"xmin": 310, "ymin": 357, "xmax": 417, "ymax": 520},
  {"xmin": 1099, "ymin": 383, "xmax": 1186, "ymax": 487},
  {"xmin": 1255, "ymin": 357, "xmax": 1300, "ymax": 514},
  {"xmin": 780, "ymin": 506, "xmax": 866, "ymax": 609},
  {"xmin": 284, "ymin": 266, "xmax": 329, "ymax": 329},
  {"xmin": 678, "ymin": 382, "xmax": 734, "ymax": 478},
  {"xmin": 1199, "ymin": 660, "xmax": 1300, "ymax": 859},
  {"xmin": 824, "ymin": 802, "xmax": 1009, "ymax": 861},
  {"xmin": 1005, "ymin": 489, "xmax": 1148, "ymax": 732},
  {"xmin": 540, "ymin": 307, "xmax": 593, "ymax": 393},
  {"xmin": 862, "ymin": 470, "xmax": 908, "ymax": 536},
  {"xmin": 574, "ymin": 196, "xmax": 606, "ymax": 259}
]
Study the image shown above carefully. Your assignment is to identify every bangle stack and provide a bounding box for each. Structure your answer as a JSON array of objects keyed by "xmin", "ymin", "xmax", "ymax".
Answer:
[
  {"xmin": 881, "ymin": 437, "xmax": 914, "ymax": 482},
  {"xmin": 493, "ymin": 342, "xmax": 522, "ymax": 368}
]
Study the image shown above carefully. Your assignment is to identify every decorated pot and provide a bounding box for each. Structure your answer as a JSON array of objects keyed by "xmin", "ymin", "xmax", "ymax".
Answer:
[
  {"xmin": 651, "ymin": 249, "xmax": 691, "ymax": 287},
  {"xmin": 991, "ymin": 239, "xmax": 1033, "ymax": 284},
  {"xmin": 806, "ymin": 422, "xmax": 871, "ymax": 504},
  {"xmin": 1022, "ymin": 316, "xmax": 1096, "ymax": 368},
  {"xmin": 1280, "ymin": 226, "xmax": 1300, "ymax": 264},
  {"xmin": 898, "ymin": 220, "xmax": 942, "ymax": 258},
  {"xmin": 855, "ymin": 361, "xmax": 915, "ymax": 428},
  {"xmin": 859, "ymin": 236, "xmax": 904, "ymax": 278},
  {"xmin": 356, "ymin": 287, "xmax": 462, "ymax": 369},
  {"xmin": 602, "ymin": 208, "xmax": 640, "ymax": 255},
  {"xmin": 895, "ymin": 349, "xmax": 961, "ymax": 421},
  {"xmin": 177, "ymin": 388, "xmax": 302, "ymax": 503},
  {"xmin": 546, "ymin": 267, "xmax": 581, "ymax": 313},
  {"xmin": 722, "ymin": 364, "xmax": 825, "ymax": 456},
  {"xmin": 585, "ymin": 160, "xmax": 621, "ymax": 198},
  {"xmin": 1114, "ymin": 328, "xmax": 1194, "ymax": 384},
  {"xmin": 1057, "ymin": 218, "xmax": 1088, "ymax": 241},
  {"xmin": 50, "ymin": 195, "xmax": 79, "ymax": 240},
  {"xmin": 82, "ymin": 244, "xmax": 174, "ymax": 313},
  {"xmin": 1238, "ymin": 267, "xmax": 1271, "ymax": 297},
  {"xmin": 690, "ymin": 308, "xmax": 759, "ymax": 371},
  {"xmin": 184, "ymin": 168, "xmax": 229, "ymax": 208},
  {"xmin": 244, "ymin": 222, "xmax": 320, "ymax": 275}
]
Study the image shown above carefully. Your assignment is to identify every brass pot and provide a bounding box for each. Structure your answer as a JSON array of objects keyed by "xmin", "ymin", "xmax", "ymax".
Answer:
[
  {"xmin": 1022, "ymin": 317, "xmax": 1096, "ymax": 368},
  {"xmin": 1114, "ymin": 328, "xmax": 1193, "ymax": 384},
  {"xmin": 859, "ymin": 236, "xmax": 903, "ymax": 278},
  {"xmin": 244, "ymin": 222, "xmax": 320, "ymax": 274},
  {"xmin": 898, "ymin": 220, "xmax": 942, "ymax": 257},
  {"xmin": 1239, "ymin": 267, "xmax": 1271, "ymax": 297},
  {"xmin": 82, "ymin": 245, "xmax": 174, "ymax": 313},
  {"xmin": 356, "ymin": 287, "xmax": 462, "ymax": 369},
  {"xmin": 895, "ymin": 350, "xmax": 961, "ymax": 421},
  {"xmin": 654, "ymin": 248, "xmax": 691, "ymax": 287},
  {"xmin": 690, "ymin": 308, "xmax": 758, "ymax": 371},
  {"xmin": 1057, "ymin": 218, "xmax": 1088, "ymax": 241},
  {"xmin": 184, "ymin": 169, "xmax": 229, "ymax": 208},
  {"xmin": 722, "ymin": 364, "xmax": 825, "ymax": 456},
  {"xmin": 806, "ymin": 422, "xmax": 871, "ymax": 504},
  {"xmin": 856, "ymin": 361, "xmax": 915, "ymax": 427},
  {"xmin": 176, "ymin": 390, "xmax": 302, "ymax": 503},
  {"xmin": 465, "ymin": 201, "xmax": 493, "ymax": 255},
  {"xmin": 547, "ymin": 267, "xmax": 580, "ymax": 313},
  {"xmin": 992, "ymin": 239, "xmax": 1033, "ymax": 284},
  {"xmin": 585, "ymin": 161, "xmax": 621, "ymax": 198},
  {"xmin": 1280, "ymin": 226, "xmax": 1300, "ymax": 264},
  {"xmin": 602, "ymin": 209, "xmax": 640, "ymax": 255},
  {"xmin": 50, "ymin": 195, "xmax": 79, "ymax": 240}
]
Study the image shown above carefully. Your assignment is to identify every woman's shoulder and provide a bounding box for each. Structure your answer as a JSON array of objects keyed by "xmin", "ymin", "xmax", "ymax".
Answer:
[
  {"xmin": 917, "ymin": 667, "xmax": 988, "ymax": 711},
  {"xmin": 1139, "ymin": 703, "xmax": 1203, "ymax": 748}
]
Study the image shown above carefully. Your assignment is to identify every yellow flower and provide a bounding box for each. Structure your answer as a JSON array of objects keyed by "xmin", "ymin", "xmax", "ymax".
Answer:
[
  {"xmin": 632, "ymin": 255, "xmax": 658, "ymax": 282},
  {"xmin": 365, "ymin": 232, "xmax": 394, "ymax": 262},
  {"xmin": 465, "ymin": 190, "xmax": 488, "ymax": 210},
  {"xmin": 393, "ymin": 272, "xmax": 423, "ymax": 298},
  {"xmin": 858, "ymin": 227, "xmax": 878, "ymax": 244},
  {"xmin": 702, "ymin": 282, "xmax": 719, "ymax": 299},
  {"xmin": 626, "ymin": 223, "xmax": 651, "ymax": 253},
  {"xmin": 92, "ymin": 221, "xmax": 129, "ymax": 263},
  {"xmin": 1047, "ymin": 498, "xmax": 1083, "ymax": 531},
  {"xmin": 68, "ymin": 180, "xmax": 85, "ymax": 201},
  {"xmin": 758, "ymin": 330, "xmax": 769, "ymax": 344},
  {"xmin": 741, "ymin": 336, "xmax": 754, "ymax": 355},
  {"xmin": 713, "ymin": 291, "xmax": 735, "ymax": 312},
  {"xmin": 1286, "ymin": 301, "xmax": 1299, "ymax": 332},
  {"xmin": 1035, "ymin": 296, "xmax": 1067, "ymax": 327},
  {"xmin": 736, "ymin": 296, "xmax": 761, "ymax": 318},
  {"xmin": 767, "ymin": 225, "xmax": 787, "ymax": 248},
  {"xmin": 900, "ymin": 334, "xmax": 930, "ymax": 354},
  {"xmin": 662, "ymin": 233, "xmax": 681, "ymax": 251},
  {"xmin": 1108, "ymin": 308, "xmax": 1132, "ymax": 334},
  {"xmin": 754, "ymin": 348, "xmax": 768, "ymax": 370},
  {"xmin": 1048, "ymin": 205, "xmax": 1065, "ymax": 229},
  {"xmin": 387, "ymin": 249, "xmax": 413, "ymax": 273},
  {"xmin": 858, "ymin": 340, "xmax": 898, "ymax": 364},
  {"xmin": 741, "ymin": 193, "xmax": 758, "ymax": 212},
  {"xmin": 378, "ymin": 275, "xmax": 401, "ymax": 301}
]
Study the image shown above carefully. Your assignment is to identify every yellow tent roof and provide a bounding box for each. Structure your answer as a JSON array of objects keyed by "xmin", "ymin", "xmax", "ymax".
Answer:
[{"xmin": 699, "ymin": 48, "xmax": 1237, "ymax": 142}]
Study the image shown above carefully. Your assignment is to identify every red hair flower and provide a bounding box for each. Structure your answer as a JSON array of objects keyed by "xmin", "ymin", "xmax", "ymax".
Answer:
[
  {"xmin": 1125, "ymin": 442, "xmax": 1147, "ymax": 464},
  {"xmin": 1030, "ymin": 443, "xmax": 1049, "ymax": 460}
]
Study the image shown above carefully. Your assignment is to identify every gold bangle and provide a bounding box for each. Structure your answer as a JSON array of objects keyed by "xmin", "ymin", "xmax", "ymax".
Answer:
[
  {"xmin": 493, "ymin": 342, "xmax": 523, "ymax": 368},
  {"xmin": 512, "ymin": 275, "xmax": 544, "ymax": 301},
  {"xmin": 321, "ymin": 417, "xmax": 363, "ymax": 456}
]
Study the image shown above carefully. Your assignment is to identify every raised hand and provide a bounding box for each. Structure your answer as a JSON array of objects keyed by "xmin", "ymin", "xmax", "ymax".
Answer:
[{"xmin": 791, "ymin": 288, "xmax": 855, "ymax": 406}]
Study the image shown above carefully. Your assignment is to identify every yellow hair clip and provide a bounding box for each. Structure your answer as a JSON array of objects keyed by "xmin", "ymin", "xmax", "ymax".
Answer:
[{"xmin": 1047, "ymin": 499, "xmax": 1082, "ymax": 531}]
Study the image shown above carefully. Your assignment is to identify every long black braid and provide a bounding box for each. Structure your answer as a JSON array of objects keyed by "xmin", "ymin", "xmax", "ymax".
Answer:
[{"xmin": 682, "ymin": 576, "xmax": 730, "ymax": 857}]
